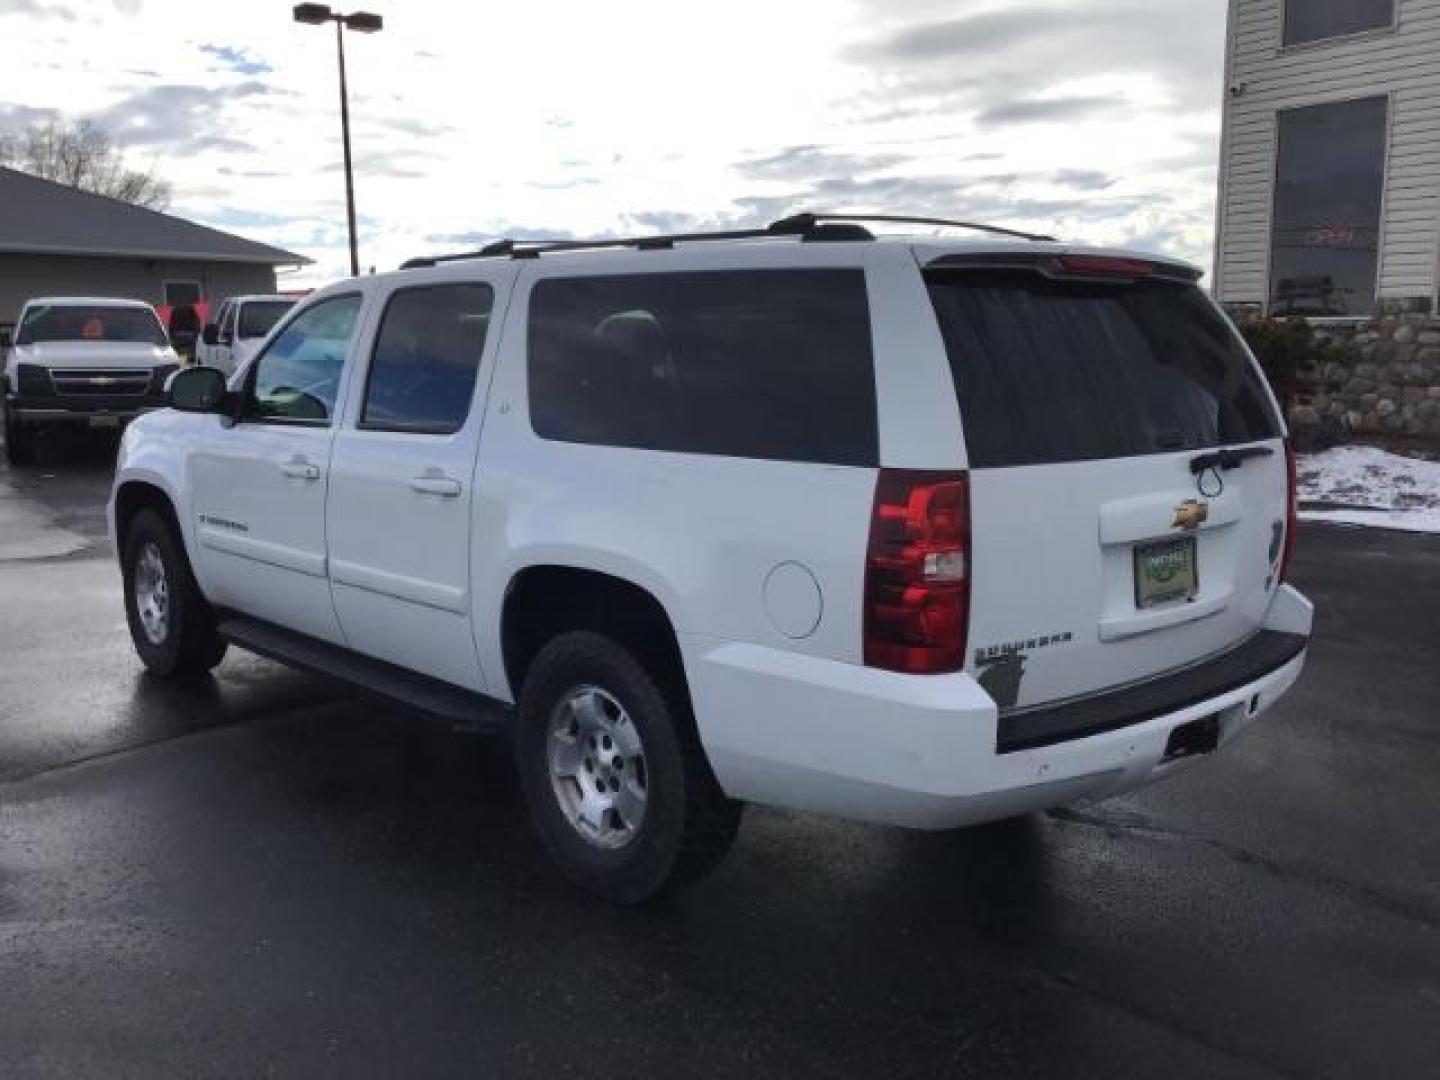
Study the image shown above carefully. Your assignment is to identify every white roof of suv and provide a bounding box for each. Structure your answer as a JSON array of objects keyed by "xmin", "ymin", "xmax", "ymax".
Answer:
[{"xmin": 395, "ymin": 212, "xmax": 1201, "ymax": 282}]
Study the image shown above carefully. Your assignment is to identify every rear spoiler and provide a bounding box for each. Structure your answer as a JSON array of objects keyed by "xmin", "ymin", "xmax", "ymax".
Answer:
[{"xmin": 925, "ymin": 251, "xmax": 1203, "ymax": 284}]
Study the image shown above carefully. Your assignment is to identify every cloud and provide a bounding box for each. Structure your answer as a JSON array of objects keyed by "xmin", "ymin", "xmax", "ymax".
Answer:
[
  {"xmin": 0, "ymin": 0, "xmax": 74, "ymax": 20},
  {"xmin": 1050, "ymin": 168, "xmax": 1117, "ymax": 191},
  {"xmin": 740, "ymin": 143, "xmax": 910, "ymax": 182},
  {"xmin": 424, "ymin": 226, "xmax": 577, "ymax": 246},
  {"xmin": 88, "ymin": 80, "xmax": 272, "ymax": 153},
  {"xmin": 976, "ymin": 96, "xmax": 1120, "ymax": 127},
  {"xmin": 199, "ymin": 44, "xmax": 272, "ymax": 76},
  {"xmin": 0, "ymin": 102, "xmax": 60, "ymax": 129},
  {"xmin": 849, "ymin": 8, "xmax": 1062, "ymax": 63}
]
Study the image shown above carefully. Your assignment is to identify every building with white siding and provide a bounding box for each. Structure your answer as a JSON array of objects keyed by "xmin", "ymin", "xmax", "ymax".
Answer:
[{"xmin": 1215, "ymin": 0, "xmax": 1440, "ymax": 317}]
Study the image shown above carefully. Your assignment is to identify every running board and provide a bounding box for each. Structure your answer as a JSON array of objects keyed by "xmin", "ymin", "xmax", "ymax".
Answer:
[{"xmin": 217, "ymin": 615, "xmax": 513, "ymax": 732}]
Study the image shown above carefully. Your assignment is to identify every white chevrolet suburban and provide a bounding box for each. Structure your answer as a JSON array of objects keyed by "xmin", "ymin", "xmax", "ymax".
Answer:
[
  {"xmin": 108, "ymin": 213, "xmax": 1312, "ymax": 903},
  {"xmin": 195, "ymin": 294, "xmax": 297, "ymax": 376},
  {"xmin": 4, "ymin": 297, "xmax": 181, "ymax": 465}
]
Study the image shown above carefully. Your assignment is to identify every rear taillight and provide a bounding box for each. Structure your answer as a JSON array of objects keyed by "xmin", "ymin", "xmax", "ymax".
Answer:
[
  {"xmin": 1279, "ymin": 440, "xmax": 1298, "ymax": 583},
  {"xmin": 1052, "ymin": 254, "xmax": 1154, "ymax": 278},
  {"xmin": 863, "ymin": 469, "xmax": 970, "ymax": 674}
]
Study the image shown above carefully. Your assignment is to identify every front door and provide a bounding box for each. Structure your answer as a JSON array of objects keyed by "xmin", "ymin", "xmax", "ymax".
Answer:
[
  {"xmin": 326, "ymin": 278, "xmax": 506, "ymax": 690},
  {"xmin": 190, "ymin": 293, "xmax": 365, "ymax": 644}
]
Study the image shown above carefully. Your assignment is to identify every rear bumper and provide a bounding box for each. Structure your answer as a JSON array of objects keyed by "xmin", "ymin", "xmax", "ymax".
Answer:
[{"xmin": 685, "ymin": 585, "xmax": 1313, "ymax": 829}]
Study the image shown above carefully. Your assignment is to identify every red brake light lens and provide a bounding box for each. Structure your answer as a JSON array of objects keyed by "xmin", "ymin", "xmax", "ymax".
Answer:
[
  {"xmin": 863, "ymin": 470, "xmax": 970, "ymax": 674},
  {"xmin": 1279, "ymin": 440, "xmax": 1298, "ymax": 584},
  {"xmin": 1053, "ymin": 254, "xmax": 1154, "ymax": 278}
]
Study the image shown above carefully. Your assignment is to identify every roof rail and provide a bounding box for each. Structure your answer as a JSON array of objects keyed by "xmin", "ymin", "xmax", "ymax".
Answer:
[
  {"xmin": 398, "ymin": 209, "xmax": 1052, "ymax": 269},
  {"xmin": 772, "ymin": 211, "xmax": 1056, "ymax": 243}
]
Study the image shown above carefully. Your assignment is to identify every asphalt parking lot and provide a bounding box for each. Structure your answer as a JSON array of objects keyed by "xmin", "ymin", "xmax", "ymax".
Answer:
[{"xmin": 1, "ymin": 435, "xmax": 1437, "ymax": 1080}]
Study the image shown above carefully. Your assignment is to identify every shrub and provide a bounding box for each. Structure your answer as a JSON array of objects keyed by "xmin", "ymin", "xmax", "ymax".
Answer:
[{"xmin": 1238, "ymin": 317, "xmax": 1350, "ymax": 411}]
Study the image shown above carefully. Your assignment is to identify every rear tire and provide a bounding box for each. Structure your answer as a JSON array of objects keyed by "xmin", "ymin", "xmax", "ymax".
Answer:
[
  {"xmin": 516, "ymin": 630, "xmax": 742, "ymax": 904},
  {"xmin": 3, "ymin": 404, "xmax": 33, "ymax": 466},
  {"xmin": 121, "ymin": 508, "xmax": 228, "ymax": 677}
]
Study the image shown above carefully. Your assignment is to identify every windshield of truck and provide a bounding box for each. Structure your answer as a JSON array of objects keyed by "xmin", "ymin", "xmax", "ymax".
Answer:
[
  {"xmin": 238, "ymin": 300, "xmax": 295, "ymax": 339},
  {"xmin": 16, "ymin": 304, "xmax": 169, "ymax": 346}
]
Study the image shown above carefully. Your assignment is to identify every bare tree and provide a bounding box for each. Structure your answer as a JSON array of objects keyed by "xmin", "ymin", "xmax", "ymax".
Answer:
[{"xmin": 0, "ymin": 118, "xmax": 172, "ymax": 210}]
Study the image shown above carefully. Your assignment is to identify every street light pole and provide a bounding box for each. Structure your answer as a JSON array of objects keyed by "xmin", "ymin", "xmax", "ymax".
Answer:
[
  {"xmin": 292, "ymin": 4, "xmax": 383, "ymax": 278},
  {"xmin": 334, "ymin": 18, "xmax": 359, "ymax": 277}
]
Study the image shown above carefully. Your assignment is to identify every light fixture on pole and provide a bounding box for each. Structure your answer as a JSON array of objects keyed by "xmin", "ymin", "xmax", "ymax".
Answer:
[{"xmin": 292, "ymin": 3, "xmax": 383, "ymax": 277}]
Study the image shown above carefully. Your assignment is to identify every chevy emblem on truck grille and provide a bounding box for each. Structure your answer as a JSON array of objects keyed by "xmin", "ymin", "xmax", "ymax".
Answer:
[{"xmin": 1172, "ymin": 499, "xmax": 1209, "ymax": 530}]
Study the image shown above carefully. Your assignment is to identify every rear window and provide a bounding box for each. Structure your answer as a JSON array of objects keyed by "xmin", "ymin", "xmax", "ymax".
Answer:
[
  {"xmin": 925, "ymin": 270, "xmax": 1281, "ymax": 468},
  {"xmin": 528, "ymin": 269, "xmax": 877, "ymax": 466},
  {"xmin": 238, "ymin": 300, "xmax": 295, "ymax": 339},
  {"xmin": 16, "ymin": 304, "xmax": 168, "ymax": 346}
]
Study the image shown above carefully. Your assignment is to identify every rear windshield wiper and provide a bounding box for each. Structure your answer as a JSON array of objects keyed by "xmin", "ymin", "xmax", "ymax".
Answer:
[{"xmin": 1188, "ymin": 445, "xmax": 1275, "ymax": 475}]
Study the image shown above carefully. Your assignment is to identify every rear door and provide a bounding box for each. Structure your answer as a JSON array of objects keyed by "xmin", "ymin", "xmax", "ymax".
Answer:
[
  {"xmin": 325, "ymin": 274, "xmax": 509, "ymax": 690},
  {"xmin": 922, "ymin": 253, "xmax": 1287, "ymax": 711}
]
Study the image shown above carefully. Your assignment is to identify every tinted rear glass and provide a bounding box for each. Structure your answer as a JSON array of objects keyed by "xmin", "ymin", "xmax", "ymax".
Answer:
[
  {"xmin": 528, "ymin": 269, "xmax": 877, "ymax": 466},
  {"xmin": 16, "ymin": 304, "xmax": 167, "ymax": 346},
  {"xmin": 925, "ymin": 270, "xmax": 1281, "ymax": 468}
]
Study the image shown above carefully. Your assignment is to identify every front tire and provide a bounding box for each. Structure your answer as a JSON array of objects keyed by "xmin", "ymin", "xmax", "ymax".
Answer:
[
  {"xmin": 121, "ymin": 508, "xmax": 227, "ymax": 677},
  {"xmin": 516, "ymin": 631, "xmax": 741, "ymax": 904}
]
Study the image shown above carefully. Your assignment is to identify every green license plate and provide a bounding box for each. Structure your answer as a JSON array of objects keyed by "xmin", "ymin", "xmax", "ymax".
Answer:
[{"xmin": 1134, "ymin": 536, "xmax": 1198, "ymax": 609}]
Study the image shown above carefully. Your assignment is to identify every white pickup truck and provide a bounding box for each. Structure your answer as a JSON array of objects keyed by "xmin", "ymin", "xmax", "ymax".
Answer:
[
  {"xmin": 109, "ymin": 213, "xmax": 1312, "ymax": 904},
  {"xmin": 195, "ymin": 294, "xmax": 296, "ymax": 376},
  {"xmin": 4, "ymin": 296, "xmax": 181, "ymax": 465}
]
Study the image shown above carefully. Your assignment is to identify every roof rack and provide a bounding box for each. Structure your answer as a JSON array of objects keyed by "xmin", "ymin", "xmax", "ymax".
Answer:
[
  {"xmin": 399, "ymin": 210, "xmax": 1053, "ymax": 269},
  {"xmin": 775, "ymin": 212, "xmax": 1056, "ymax": 244}
]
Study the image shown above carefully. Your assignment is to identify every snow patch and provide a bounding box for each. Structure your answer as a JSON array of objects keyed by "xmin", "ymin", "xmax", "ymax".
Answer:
[{"xmin": 1297, "ymin": 446, "xmax": 1440, "ymax": 535}]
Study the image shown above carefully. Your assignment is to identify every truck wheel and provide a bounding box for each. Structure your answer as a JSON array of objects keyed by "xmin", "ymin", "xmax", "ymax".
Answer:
[
  {"xmin": 3, "ymin": 405, "xmax": 33, "ymax": 466},
  {"xmin": 121, "ymin": 508, "xmax": 228, "ymax": 677},
  {"xmin": 516, "ymin": 631, "xmax": 742, "ymax": 904}
]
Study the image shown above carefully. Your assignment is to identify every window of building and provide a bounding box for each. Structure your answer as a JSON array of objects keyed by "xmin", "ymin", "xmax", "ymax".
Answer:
[
  {"xmin": 1283, "ymin": 0, "xmax": 1394, "ymax": 46},
  {"xmin": 247, "ymin": 294, "xmax": 362, "ymax": 424},
  {"xmin": 528, "ymin": 269, "xmax": 878, "ymax": 466},
  {"xmin": 1270, "ymin": 96, "xmax": 1388, "ymax": 317},
  {"xmin": 360, "ymin": 284, "xmax": 494, "ymax": 434}
]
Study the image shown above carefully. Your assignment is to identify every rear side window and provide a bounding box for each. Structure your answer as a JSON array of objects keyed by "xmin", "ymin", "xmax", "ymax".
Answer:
[
  {"xmin": 528, "ymin": 269, "xmax": 877, "ymax": 466},
  {"xmin": 361, "ymin": 284, "xmax": 494, "ymax": 434},
  {"xmin": 925, "ymin": 270, "xmax": 1281, "ymax": 468}
]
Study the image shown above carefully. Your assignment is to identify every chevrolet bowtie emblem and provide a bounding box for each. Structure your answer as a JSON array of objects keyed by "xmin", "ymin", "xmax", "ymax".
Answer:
[{"xmin": 1172, "ymin": 499, "xmax": 1209, "ymax": 530}]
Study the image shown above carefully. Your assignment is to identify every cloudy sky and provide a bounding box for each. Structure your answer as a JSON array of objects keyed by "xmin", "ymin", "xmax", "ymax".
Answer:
[{"xmin": 0, "ymin": 0, "xmax": 1231, "ymax": 287}]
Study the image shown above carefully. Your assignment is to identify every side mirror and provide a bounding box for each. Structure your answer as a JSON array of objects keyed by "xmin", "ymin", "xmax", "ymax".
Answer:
[
  {"xmin": 0, "ymin": 328, "xmax": 12, "ymax": 348},
  {"xmin": 168, "ymin": 366, "xmax": 229, "ymax": 413},
  {"xmin": 201, "ymin": 323, "xmax": 219, "ymax": 346}
]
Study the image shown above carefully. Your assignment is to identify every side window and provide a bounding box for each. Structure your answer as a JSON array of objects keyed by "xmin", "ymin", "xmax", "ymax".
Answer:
[
  {"xmin": 360, "ymin": 283, "xmax": 494, "ymax": 434},
  {"xmin": 527, "ymin": 269, "xmax": 877, "ymax": 466},
  {"xmin": 246, "ymin": 294, "xmax": 362, "ymax": 425}
]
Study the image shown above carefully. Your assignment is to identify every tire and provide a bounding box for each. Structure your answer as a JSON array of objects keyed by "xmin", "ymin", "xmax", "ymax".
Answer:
[
  {"xmin": 121, "ymin": 508, "xmax": 228, "ymax": 677},
  {"xmin": 3, "ymin": 404, "xmax": 33, "ymax": 466},
  {"xmin": 516, "ymin": 631, "xmax": 742, "ymax": 904}
]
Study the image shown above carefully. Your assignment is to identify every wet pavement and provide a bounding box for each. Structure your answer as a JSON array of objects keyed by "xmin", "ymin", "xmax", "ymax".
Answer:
[{"xmin": 1, "ymin": 435, "xmax": 1438, "ymax": 1079}]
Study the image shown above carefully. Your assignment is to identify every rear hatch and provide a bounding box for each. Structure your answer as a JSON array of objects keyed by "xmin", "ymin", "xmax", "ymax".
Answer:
[{"xmin": 921, "ymin": 250, "xmax": 1288, "ymax": 712}]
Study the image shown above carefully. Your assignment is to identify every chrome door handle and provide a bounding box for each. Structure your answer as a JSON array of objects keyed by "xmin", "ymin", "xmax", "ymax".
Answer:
[
  {"xmin": 411, "ymin": 475, "xmax": 462, "ymax": 498},
  {"xmin": 281, "ymin": 460, "xmax": 321, "ymax": 481}
]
